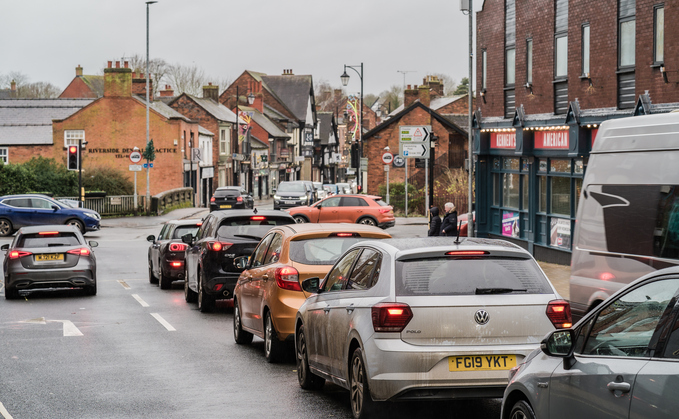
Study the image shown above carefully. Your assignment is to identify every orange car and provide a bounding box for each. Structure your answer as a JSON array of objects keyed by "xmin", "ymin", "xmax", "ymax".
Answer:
[
  {"xmin": 285, "ymin": 194, "xmax": 395, "ymax": 229},
  {"xmin": 232, "ymin": 223, "xmax": 391, "ymax": 362}
]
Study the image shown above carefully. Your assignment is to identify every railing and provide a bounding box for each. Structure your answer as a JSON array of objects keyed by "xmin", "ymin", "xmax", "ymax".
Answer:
[{"xmin": 56, "ymin": 195, "xmax": 146, "ymax": 215}]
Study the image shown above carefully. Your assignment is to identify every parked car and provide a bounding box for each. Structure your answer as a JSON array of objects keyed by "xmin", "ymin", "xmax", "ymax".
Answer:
[
  {"xmin": 232, "ymin": 223, "xmax": 391, "ymax": 363},
  {"xmin": 502, "ymin": 266, "xmax": 679, "ymax": 419},
  {"xmin": 336, "ymin": 182, "xmax": 352, "ymax": 194},
  {"xmin": 0, "ymin": 194, "xmax": 101, "ymax": 236},
  {"xmin": 210, "ymin": 186, "xmax": 254, "ymax": 211},
  {"xmin": 312, "ymin": 182, "xmax": 327, "ymax": 200},
  {"xmin": 286, "ymin": 194, "xmax": 395, "ymax": 229},
  {"xmin": 322, "ymin": 184, "xmax": 339, "ymax": 196},
  {"xmin": 2, "ymin": 225, "xmax": 99, "ymax": 299},
  {"xmin": 273, "ymin": 181, "xmax": 314, "ymax": 210},
  {"xmin": 182, "ymin": 209, "xmax": 295, "ymax": 312},
  {"xmin": 457, "ymin": 211, "xmax": 475, "ymax": 237},
  {"xmin": 147, "ymin": 219, "xmax": 202, "ymax": 289},
  {"xmin": 295, "ymin": 237, "xmax": 569, "ymax": 419}
]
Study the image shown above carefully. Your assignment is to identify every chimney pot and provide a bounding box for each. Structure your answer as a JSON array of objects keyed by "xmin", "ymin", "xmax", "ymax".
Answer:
[
  {"xmin": 108, "ymin": 61, "xmax": 112, "ymax": 68},
  {"xmin": 124, "ymin": 61, "xmax": 129, "ymax": 68},
  {"xmin": 115, "ymin": 61, "xmax": 120, "ymax": 68}
]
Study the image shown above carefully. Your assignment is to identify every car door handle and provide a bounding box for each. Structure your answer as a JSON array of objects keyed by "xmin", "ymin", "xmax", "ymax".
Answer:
[
  {"xmin": 346, "ymin": 304, "xmax": 355, "ymax": 313},
  {"xmin": 607, "ymin": 381, "xmax": 631, "ymax": 393},
  {"xmin": 323, "ymin": 306, "xmax": 331, "ymax": 313},
  {"xmin": 262, "ymin": 274, "xmax": 269, "ymax": 280}
]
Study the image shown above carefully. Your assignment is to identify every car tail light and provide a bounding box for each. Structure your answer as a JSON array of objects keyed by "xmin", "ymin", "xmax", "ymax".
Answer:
[
  {"xmin": 251, "ymin": 216, "xmax": 265, "ymax": 221},
  {"xmin": 445, "ymin": 251, "xmax": 489, "ymax": 256},
  {"xmin": 169, "ymin": 243, "xmax": 188, "ymax": 252},
  {"xmin": 9, "ymin": 250, "xmax": 32, "ymax": 259},
  {"xmin": 371, "ymin": 303, "xmax": 413, "ymax": 332},
  {"xmin": 379, "ymin": 208, "xmax": 392, "ymax": 214},
  {"xmin": 237, "ymin": 196, "xmax": 243, "ymax": 202},
  {"xmin": 275, "ymin": 266, "xmax": 301, "ymax": 291},
  {"xmin": 546, "ymin": 299, "xmax": 572, "ymax": 329},
  {"xmin": 67, "ymin": 248, "xmax": 91, "ymax": 256},
  {"xmin": 210, "ymin": 197, "xmax": 216, "ymax": 202},
  {"xmin": 39, "ymin": 231, "xmax": 59, "ymax": 235},
  {"xmin": 208, "ymin": 241, "xmax": 232, "ymax": 251},
  {"xmin": 329, "ymin": 232, "xmax": 359, "ymax": 237},
  {"xmin": 170, "ymin": 261, "xmax": 183, "ymax": 268}
]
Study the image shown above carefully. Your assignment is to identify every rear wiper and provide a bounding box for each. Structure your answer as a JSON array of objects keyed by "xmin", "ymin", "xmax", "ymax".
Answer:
[
  {"xmin": 232, "ymin": 234, "xmax": 263, "ymax": 241},
  {"xmin": 475, "ymin": 288, "xmax": 527, "ymax": 295}
]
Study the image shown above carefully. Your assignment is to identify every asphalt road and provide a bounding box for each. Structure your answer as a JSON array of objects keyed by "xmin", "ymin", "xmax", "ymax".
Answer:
[{"xmin": 0, "ymin": 208, "xmax": 502, "ymax": 419}]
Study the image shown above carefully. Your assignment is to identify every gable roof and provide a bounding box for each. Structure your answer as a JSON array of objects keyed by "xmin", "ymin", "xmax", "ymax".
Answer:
[
  {"xmin": 317, "ymin": 112, "xmax": 337, "ymax": 146},
  {"xmin": 260, "ymin": 74, "xmax": 314, "ymax": 122},
  {"xmin": 239, "ymin": 106, "xmax": 290, "ymax": 139},
  {"xmin": 363, "ymin": 101, "xmax": 467, "ymax": 140},
  {"xmin": 59, "ymin": 75, "xmax": 105, "ymax": 98},
  {"xmin": 170, "ymin": 94, "xmax": 238, "ymax": 124},
  {"xmin": 0, "ymin": 99, "xmax": 94, "ymax": 145}
]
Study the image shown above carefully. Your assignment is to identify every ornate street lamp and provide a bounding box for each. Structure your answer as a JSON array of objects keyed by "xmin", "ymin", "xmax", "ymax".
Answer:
[{"xmin": 340, "ymin": 63, "xmax": 363, "ymax": 192}]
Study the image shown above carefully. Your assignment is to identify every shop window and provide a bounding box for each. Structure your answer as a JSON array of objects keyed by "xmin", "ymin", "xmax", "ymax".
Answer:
[
  {"xmin": 539, "ymin": 176, "xmax": 547, "ymax": 212},
  {"xmin": 503, "ymin": 173, "xmax": 520, "ymax": 209},
  {"xmin": 538, "ymin": 159, "xmax": 547, "ymax": 172},
  {"xmin": 493, "ymin": 173, "xmax": 501, "ymax": 206},
  {"xmin": 550, "ymin": 177, "xmax": 571, "ymax": 216},
  {"xmin": 504, "ymin": 157, "xmax": 520, "ymax": 170},
  {"xmin": 551, "ymin": 159, "xmax": 571, "ymax": 173},
  {"xmin": 522, "ymin": 175, "xmax": 529, "ymax": 210}
]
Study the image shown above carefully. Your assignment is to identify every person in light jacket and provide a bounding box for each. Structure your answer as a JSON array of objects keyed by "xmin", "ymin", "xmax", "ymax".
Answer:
[
  {"xmin": 428, "ymin": 206, "xmax": 441, "ymax": 236},
  {"xmin": 440, "ymin": 202, "xmax": 458, "ymax": 236}
]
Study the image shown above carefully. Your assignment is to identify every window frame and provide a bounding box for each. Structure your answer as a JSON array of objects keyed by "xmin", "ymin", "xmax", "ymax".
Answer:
[
  {"xmin": 581, "ymin": 24, "xmax": 591, "ymax": 76},
  {"xmin": 0, "ymin": 147, "xmax": 7, "ymax": 165},
  {"xmin": 482, "ymin": 49, "xmax": 488, "ymax": 90},
  {"xmin": 526, "ymin": 39, "xmax": 533, "ymax": 85},
  {"xmin": 653, "ymin": 4, "xmax": 664, "ymax": 65},
  {"xmin": 64, "ymin": 130, "xmax": 84, "ymax": 148}
]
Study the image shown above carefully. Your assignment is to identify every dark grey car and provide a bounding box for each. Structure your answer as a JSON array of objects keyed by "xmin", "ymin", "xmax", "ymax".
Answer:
[
  {"xmin": 273, "ymin": 181, "xmax": 313, "ymax": 210},
  {"xmin": 2, "ymin": 225, "xmax": 98, "ymax": 299},
  {"xmin": 502, "ymin": 266, "xmax": 679, "ymax": 419}
]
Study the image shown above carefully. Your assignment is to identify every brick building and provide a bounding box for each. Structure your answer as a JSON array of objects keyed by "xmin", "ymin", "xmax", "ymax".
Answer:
[
  {"xmin": 474, "ymin": 0, "xmax": 679, "ymax": 263},
  {"xmin": 59, "ymin": 65, "xmax": 104, "ymax": 99}
]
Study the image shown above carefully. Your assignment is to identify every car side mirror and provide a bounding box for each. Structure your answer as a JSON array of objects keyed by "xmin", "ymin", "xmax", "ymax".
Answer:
[
  {"xmin": 302, "ymin": 277, "xmax": 321, "ymax": 293},
  {"xmin": 147, "ymin": 235, "xmax": 156, "ymax": 242},
  {"xmin": 1, "ymin": 244, "xmax": 8, "ymax": 251},
  {"xmin": 541, "ymin": 329, "xmax": 576, "ymax": 370},
  {"xmin": 181, "ymin": 233, "xmax": 194, "ymax": 245},
  {"xmin": 272, "ymin": 188, "xmax": 277, "ymax": 193},
  {"xmin": 52, "ymin": 205, "xmax": 59, "ymax": 211},
  {"xmin": 88, "ymin": 241, "xmax": 99, "ymax": 248},
  {"xmin": 234, "ymin": 256, "xmax": 249, "ymax": 270}
]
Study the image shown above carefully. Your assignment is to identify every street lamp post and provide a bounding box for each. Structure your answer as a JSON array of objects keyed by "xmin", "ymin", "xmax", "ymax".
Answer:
[
  {"xmin": 340, "ymin": 63, "xmax": 363, "ymax": 192},
  {"xmin": 145, "ymin": 0, "xmax": 157, "ymax": 212}
]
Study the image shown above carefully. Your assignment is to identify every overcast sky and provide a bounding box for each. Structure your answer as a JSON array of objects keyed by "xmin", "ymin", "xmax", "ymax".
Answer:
[{"xmin": 1, "ymin": 0, "xmax": 482, "ymax": 98}]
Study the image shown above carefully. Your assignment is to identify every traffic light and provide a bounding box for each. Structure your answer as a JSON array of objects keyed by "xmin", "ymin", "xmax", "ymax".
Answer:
[{"xmin": 67, "ymin": 145, "xmax": 79, "ymax": 171}]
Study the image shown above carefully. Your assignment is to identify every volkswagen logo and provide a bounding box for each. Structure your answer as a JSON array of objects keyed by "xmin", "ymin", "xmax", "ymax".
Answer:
[{"xmin": 474, "ymin": 309, "xmax": 490, "ymax": 325}]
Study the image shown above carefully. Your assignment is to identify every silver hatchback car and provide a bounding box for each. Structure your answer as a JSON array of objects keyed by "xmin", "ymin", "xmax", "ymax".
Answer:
[
  {"xmin": 502, "ymin": 266, "xmax": 679, "ymax": 419},
  {"xmin": 295, "ymin": 237, "xmax": 570, "ymax": 419}
]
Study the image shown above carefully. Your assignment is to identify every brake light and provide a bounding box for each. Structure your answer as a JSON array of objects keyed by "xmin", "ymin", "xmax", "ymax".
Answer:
[
  {"xmin": 251, "ymin": 216, "xmax": 265, "ymax": 221},
  {"xmin": 208, "ymin": 241, "xmax": 232, "ymax": 251},
  {"xmin": 39, "ymin": 231, "xmax": 59, "ymax": 236},
  {"xmin": 275, "ymin": 266, "xmax": 301, "ymax": 291},
  {"xmin": 170, "ymin": 261, "xmax": 183, "ymax": 268},
  {"xmin": 9, "ymin": 250, "xmax": 32, "ymax": 259},
  {"xmin": 546, "ymin": 299, "xmax": 572, "ymax": 329},
  {"xmin": 210, "ymin": 197, "xmax": 215, "ymax": 202},
  {"xmin": 445, "ymin": 251, "xmax": 489, "ymax": 256},
  {"xmin": 169, "ymin": 243, "xmax": 188, "ymax": 252},
  {"xmin": 371, "ymin": 303, "xmax": 413, "ymax": 332},
  {"xmin": 67, "ymin": 248, "xmax": 90, "ymax": 256},
  {"xmin": 196, "ymin": 222, "xmax": 202, "ymax": 226},
  {"xmin": 330, "ymin": 232, "xmax": 358, "ymax": 237},
  {"xmin": 237, "ymin": 196, "xmax": 243, "ymax": 202},
  {"xmin": 379, "ymin": 208, "xmax": 392, "ymax": 214}
]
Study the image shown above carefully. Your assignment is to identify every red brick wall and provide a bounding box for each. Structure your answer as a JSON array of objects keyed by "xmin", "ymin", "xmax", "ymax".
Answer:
[
  {"xmin": 5, "ymin": 145, "xmax": 56, "ymax": 165},
  {"xmin": 436, "ymin": 95, "xmax": 475, "ymax": 114},
  {"xmin": 59, "ymin": 78, "xmax": 98, "ymax": 99},
  {"xmin": 476, "ymin": 0, "xmax": 507, "ymax": 117}
]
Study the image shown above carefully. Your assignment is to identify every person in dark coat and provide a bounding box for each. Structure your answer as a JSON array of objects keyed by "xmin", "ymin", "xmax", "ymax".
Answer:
[
  {"xmin": 440, "ymin": 202, "xmax": 458, "ymax": 236},
  {"xmin": 428, "ymin": 206, "xmax": 441, "ymax": 236}
]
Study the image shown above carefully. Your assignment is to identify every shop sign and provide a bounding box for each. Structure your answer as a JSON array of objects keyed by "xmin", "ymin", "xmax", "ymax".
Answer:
[
  {"xmin": 502, "ymin": 211, "xmax": 520, "ymax": 238},
  {"xmin": 280, "ymin": 148, "xmax": 289, "ymax": 157},
  {"xmin": 534, "ymin": 130, "xmax": 569, "ymax": 149},
  {"xmin": 490, "ymin": 132, "xmax": 516, "ymax": 149},
  {"xmin": 550, "ymin": 218, "xmax": 571, "ymax": 249}
]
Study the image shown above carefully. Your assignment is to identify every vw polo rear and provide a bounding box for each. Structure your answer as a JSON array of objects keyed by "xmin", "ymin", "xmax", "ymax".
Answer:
[{"xmin": 362, "ymin": 242, "xmax": 569, "ymax": 401}]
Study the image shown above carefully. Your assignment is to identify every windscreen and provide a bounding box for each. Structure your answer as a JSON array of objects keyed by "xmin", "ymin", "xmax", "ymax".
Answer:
[
  {"xmin": 173, "ymin": 225, "xmax": 200, "ymax": 239},
  {"xmin": 217, "ymin": 217, "xmax": 293, "ymax": 240},
  {"xmin": 289, "ymin": 237, "xmax": 369, "ymax": 265},
  {"xmin": 277, "ymin": 183, "xmax": 305, "ymax": 193},
  {"xmin": 395, "ymin": 257, "xmax": 552, "ymax": 296},
  {"xmin": 214, "ymin": 188, "xmax": 239, "ymax": 197},
  {"xmin": 17, "ymin": 232, "xmax": 81, "ymax": 248}
]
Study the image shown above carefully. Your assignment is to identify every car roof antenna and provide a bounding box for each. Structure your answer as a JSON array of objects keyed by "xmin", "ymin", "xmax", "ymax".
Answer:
[
  {"xmin": 253, "ymin": 207, "xmax": 258, "ymax": 214},
  {"xmin": 454, "ymin": 221, "xmax": 462, "ymax": 244}
]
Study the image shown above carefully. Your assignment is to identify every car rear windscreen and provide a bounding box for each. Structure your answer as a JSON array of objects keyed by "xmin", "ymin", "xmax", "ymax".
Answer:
[
  {"xmin": 173, "ymin": 225, "xmax": 200, "ymax": 239},
  {"xmin": 289, "ymin": 237, "xmax": 369, "ymax": 265},
  {"xmin": 17, "ymin": 232, "xmax": 81, "ymax": 248},
  {"xmin": 214, "ymin": 189, "xmax": 239, "ymax": 197},
  {"xmin": 395, "ymin": 257, "xmax": 552, "ymax": 296},
  {"xmin": 217, "ymin": 217, "xmax": 294, "ymax": 240}
]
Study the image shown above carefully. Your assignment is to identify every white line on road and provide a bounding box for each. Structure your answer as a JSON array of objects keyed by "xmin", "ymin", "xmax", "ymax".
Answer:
[
  {"xmin": 49, "ymin": 320, "xmax": 84, "ymax": 337},
  {"xmin": 150, "ymin": 313, "xmax": 176, "ymax": 331},
  {"xmin": 117, "ymin": 280, "xmax": 131, "ymax": 289},
  {"xmin": 131, "ymin": 294, "xmax": 149, "ymax": 307},
  {"xmin": 0, "ymin": 402, "xmax": 14, "ymax": 419}
]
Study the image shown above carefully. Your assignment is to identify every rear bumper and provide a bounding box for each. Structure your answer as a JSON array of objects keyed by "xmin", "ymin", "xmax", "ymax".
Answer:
[
  {"xmin": 6, "ymin": 269, "xmax": 95, "ymax": 291},
  {"xmin": 204, "ymin": 272, "xmax": 240, "ymax": 299},
  {"xmin": 210, "ymin": 203, "xmax": 247, "ymax": 212},
  {"xmin": 161, "ymin": 259, "xmax": 186, "ymax": 280},
  {"xmin": 378, "ymin": 220, "xmax": 396, "ymax": 229}
]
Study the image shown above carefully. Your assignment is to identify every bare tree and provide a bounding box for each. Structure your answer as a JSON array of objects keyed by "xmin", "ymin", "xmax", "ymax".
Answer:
[
  {"xmin": 429, "ymin": 73, "xmax": 458, "ymax": 96},
  {"xmin": 18, "ymin": 82, "xmax": 61, "ymax": 98},
  {"xmin": 379, "ymin": 85, "xmax": 403, "ymax": 112},
  {"xmin": 118, "ymin": 54, "xmax": 168, "ymax": 98},
  {"xmin": 165, "ymin": 63, "xmax": 208, "ymax": 97},
  {"xmin": 0, "ymin": 71, "xmax": 30, "ymax": 89}
]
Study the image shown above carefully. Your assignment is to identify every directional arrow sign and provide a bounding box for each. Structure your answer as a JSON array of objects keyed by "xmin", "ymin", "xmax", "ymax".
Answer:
[
  {"xmin": 20, "ymin": 317, "xmax": 83, "ymax": 336},
  {"xmin": 401, "ymin": 143, "xmax": 429, "ymax": 158},
  {"xmin": 399, "ymin": 125, "xmax": 431, "ymax": 142}
]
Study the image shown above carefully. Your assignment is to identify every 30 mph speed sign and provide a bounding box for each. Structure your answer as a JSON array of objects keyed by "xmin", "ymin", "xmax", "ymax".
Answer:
[
  {"xmin": 129, "ymin": 150, "xmax": 142, "ymax": 163},
  {"xmin": 382, "ymin": 151, "xmax": 394, "ymax": 165}
]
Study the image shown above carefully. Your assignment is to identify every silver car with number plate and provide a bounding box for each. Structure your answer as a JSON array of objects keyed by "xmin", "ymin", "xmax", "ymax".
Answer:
[{"xmin": 295, "ymin": 237, "xmax": 570, "ymax": 419}]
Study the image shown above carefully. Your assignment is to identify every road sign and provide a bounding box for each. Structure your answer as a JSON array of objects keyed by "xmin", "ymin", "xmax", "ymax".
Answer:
[
  {"xmin": 129, "ymin": 164, "xmax": 142, "ymax": 172},
  {"xmin": 129, "ymin": 150, "xmax": 143, "ymax": 163},
  {"xmin": 399, "ymin": 125, "xmax": 431, "ymax": 142},
  {"xmin": 392, "ymin": 155, "xmax": 406, "ymax": 168},
  {"xmin": 143, "ymin": 163, "xmax": 154, "ymax": 169},
  {"xmin": 402, "ymin": 143, "xmax": 429, "ymax": 158},
  {"xmin": 381, "ymin": 151, "xmax": 394, "ymax": 165}
]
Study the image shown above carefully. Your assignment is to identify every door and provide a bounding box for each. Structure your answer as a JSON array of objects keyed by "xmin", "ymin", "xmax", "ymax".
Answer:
[
  {"xmin": 151, "ymin": 224, "xmax": 170, "ymax": 277},
  {"xmin": 3, "ymin": 198, "xmax": 34, "ymax": 228},
  {"xmin": 549, "ymin": 277, "xmax": 679, "ymax": 419},
  {"xmin": 338, "ymin": 196, "xmax": 365, "ymax": 223},
  {"xmin": 317, "ymin": 196, "xmax": 341, "ymax": 223},
  {"xmin": 239, "ymin": 233, "xmax": 274, "ymax": 331},
  {"xmin": 186, "ymin": 215, "xmax": 214, "ymax": 293},
  {"xmin": 30, "ymin": 198, "xmax": 64, "ymax": 225}
]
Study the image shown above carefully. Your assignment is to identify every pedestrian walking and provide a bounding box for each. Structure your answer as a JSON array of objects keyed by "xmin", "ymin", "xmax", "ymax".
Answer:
[
  {"xmin": 440, "ymin": 202, "xmax": 458, "ymax": 236},
  {"xmin": 428, "ymin": 206, "xmax": 441, "ymax": 236}
]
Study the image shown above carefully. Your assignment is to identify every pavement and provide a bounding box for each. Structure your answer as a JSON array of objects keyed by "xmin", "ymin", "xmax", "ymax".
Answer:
[{"xmin": 101, "ymin": 196, "xmax": 571, "ymax": 300}]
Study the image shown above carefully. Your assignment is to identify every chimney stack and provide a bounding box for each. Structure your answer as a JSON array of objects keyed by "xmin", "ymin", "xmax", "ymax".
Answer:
[
  {"xmin": 159, "ymin": 84, "xmax": 175, "ymax": 97},
  {"xmin": 104, "ymin": 60, "xmax": 133, "ymax": 98},
  {"xmin": 76, "ymin": 65, "xmax": 83, "ymax": 77},
  {"xmin": 203, "ymin": 83, "xmax": 219, "ymax": 102},
  {"xmin": 404, "ymin": 85, "xmax": 419, "ymax": 107}
]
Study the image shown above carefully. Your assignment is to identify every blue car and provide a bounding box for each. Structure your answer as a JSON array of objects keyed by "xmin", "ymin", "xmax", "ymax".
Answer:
[{"xmin": 0, "ymin": 194, "xmax": 101, "ymax": 237}]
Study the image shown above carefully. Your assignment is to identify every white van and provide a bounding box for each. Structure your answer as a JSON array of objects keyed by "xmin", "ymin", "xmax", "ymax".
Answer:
[{"xmin": 570, "ymin": 110, "xmax": 679, "ymax": 319}]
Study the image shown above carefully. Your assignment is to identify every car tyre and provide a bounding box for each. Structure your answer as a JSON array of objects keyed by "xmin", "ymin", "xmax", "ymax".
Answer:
[
  {"xmin": 197, "ymin": 269, "xmax": 214, "ymax": 313},
  {"xmin": 357, "ymin": 217, "xmax": 377, "ymax": 227},
  {"xmin": 350, "ymin": 347, "xmax": 378, "ymax": 419},
  {"xmin": 184, "ymin": 267, "xmax": 197, "ymax": 303},
  {"xmin": 264, "ymin": 312, "xmax": 285, "ymax": 363},
  {"xmin": 509, "ymin": 400, "xmax": 536, "ymax": 419},
  {"xmin": 296, "ymin": 324, "xmax": 325, "ymax": 390},
  {"xmin": 233, "ymin": 300, "xmax": 253, "ymax": 344},
  {"xmin": 159, "ymin": 268, "xmax": 172, "ymax": 290},
  {"xmin": 4, "ymin": 284, "xmax": 19, "ymax": 300},
  {"xmin": 85, "ymin": 282, "xmax": 97, "ymax": 296},
  {"xmin": 293, "ymin": 215, "xmax": 308, "ymax": 224},
  {"xmin": 0, "ymin": 218, "xmax": 13, "ymax": 237},
  {"xmin": 66, "ymin": 219, "xmax": 85, "ymax": 234},
  {"xmin": 148, "ymin": 263, "xmax": 159, "ymax": 284}
]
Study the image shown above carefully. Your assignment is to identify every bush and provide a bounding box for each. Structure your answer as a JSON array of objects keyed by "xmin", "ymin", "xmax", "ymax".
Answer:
[
  {"xmin": 0, "ymin": 163, "xmax": 38, "ymax": 195},
  {"xmin": 83, "ymin": 166, "xmax": 134, "ymax": 196},
  {"xmin": 23, "ymin": 156, "xmax": 78, "ymax": 196},
  {"xmin": 377, "ymin": 182, "xmax": 424, "ymax": 216}
]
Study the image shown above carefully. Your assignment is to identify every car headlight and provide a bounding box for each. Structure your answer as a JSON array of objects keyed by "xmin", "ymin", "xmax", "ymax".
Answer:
[
  {"xmin": 274, "ymin": 195, "xmax": 281, "ymax": 200},
  {"xmin": 84, "ymin": 212, "xmax": 100, "ymax": 220}
]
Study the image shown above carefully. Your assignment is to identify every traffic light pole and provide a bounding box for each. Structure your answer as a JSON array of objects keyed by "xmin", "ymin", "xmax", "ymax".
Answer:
[{"xmin": 78, "ymin": 138, "xmax": 83, "ymax": 208}]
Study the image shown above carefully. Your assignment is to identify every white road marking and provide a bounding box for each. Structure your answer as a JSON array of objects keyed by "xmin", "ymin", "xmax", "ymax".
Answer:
[
  {"xmin": 131, "ymin": 294, "xmax": 149, "ymax": 307},
  {"xmin": 117, "ymin": 280, "xmax": 131, "ymax": 289},
  {"xmin": 0, "ymin": 402, "xmax": 15, "ymax": 419},
  {"xmin": 150, "ymin": 313, "xmax": 176, "ymax": 331},
  {"xmin": 49, "ymin": 320, "xmax": 83, "ymax": 337}
]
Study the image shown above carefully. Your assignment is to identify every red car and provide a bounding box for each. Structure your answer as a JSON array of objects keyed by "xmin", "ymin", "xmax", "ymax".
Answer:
[
  {"xmin": 457, "ymin": 211, "xmax": 475, "ymax": 237},
  {"xmin": 286, "ymin": 194, "xmax": 395, "ymax": 229}
]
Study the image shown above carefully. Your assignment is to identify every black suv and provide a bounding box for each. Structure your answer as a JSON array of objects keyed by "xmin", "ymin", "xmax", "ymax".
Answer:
[
  {"xmin": 273, "ymin": 181, "xmax": 314, "ymax": 210},
  {"xmin": 210, "ymin": 186, "xmax": 254, "ymax": 211},
  {"xmin": 182, "ymin": 209, "xmax": 295, "ymax": 312}
]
